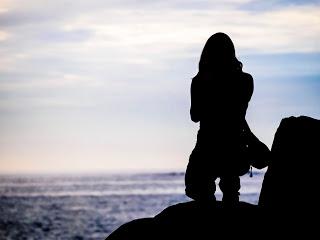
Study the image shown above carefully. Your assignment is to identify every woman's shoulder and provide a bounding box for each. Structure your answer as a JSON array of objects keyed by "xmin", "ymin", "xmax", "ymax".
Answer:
[
  {"xmin": 240, "ymin": 72, "xmax": 254, "ymax": 97},
  {"xmin": 240, "ymin": 71, "xmax": 253, "ymax": 81},
  {"xmin": 240, "ymin": 71, "xmax": 254, "ymax": 88}
]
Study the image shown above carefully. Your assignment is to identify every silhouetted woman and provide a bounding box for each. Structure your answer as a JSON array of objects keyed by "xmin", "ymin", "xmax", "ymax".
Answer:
[{"xmin": 185, "ymin": 33, "xmax": 268, "ymax": 205}]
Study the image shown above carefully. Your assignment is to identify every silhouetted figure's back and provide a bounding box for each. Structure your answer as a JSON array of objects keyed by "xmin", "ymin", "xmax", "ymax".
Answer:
[{"xmin": 185, "ymin": 33, "xmax": 269, "ymax": 204}]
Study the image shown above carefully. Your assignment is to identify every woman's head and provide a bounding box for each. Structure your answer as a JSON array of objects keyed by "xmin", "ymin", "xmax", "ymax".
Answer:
[{"xmin": 198, "ymin": 32, "xmax": 242, "ymax": 73}]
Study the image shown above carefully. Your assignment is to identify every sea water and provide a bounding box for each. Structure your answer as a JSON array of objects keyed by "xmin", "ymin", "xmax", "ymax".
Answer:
[{"xmin": 0, "ymin": 171, "xmax": 265, "ymax": 239}]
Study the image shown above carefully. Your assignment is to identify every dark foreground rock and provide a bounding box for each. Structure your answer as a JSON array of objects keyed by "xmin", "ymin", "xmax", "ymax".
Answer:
[
  {"xmin": 259, "ymin": 116, "xmax": 320, "ymax": 208},
  {"xmin": 107, "ymin": 201, "xmax": 262, "ymax": 239},
  {"xmin": 106, "ymin": 116, "xmax": 320, "ymax": 239}
]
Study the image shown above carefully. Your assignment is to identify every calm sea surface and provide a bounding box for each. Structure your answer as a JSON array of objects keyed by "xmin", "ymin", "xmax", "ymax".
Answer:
[{"xmin": 0, "ymin": 171, "xmax": 265, "ymax": 239}]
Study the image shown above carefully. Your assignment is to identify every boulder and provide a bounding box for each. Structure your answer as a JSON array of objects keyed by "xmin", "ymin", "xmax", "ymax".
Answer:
[{"xmin": 259, "ymin": 116, "xmax": 320, "ymax": 209}]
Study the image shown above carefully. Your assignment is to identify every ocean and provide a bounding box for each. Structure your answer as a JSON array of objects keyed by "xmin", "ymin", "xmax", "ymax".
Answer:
[{"xmin": 0, "ymin": 171, "xmax": 265, "ymax": 239}]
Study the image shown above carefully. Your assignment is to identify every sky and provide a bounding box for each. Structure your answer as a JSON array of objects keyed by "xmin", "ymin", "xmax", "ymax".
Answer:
[{"xmin": 0, "ymin": 0, "xmax": 319, "ymax": 174}]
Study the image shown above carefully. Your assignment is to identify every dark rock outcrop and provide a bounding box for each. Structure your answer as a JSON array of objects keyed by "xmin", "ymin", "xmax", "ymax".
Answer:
[
  {"xmin": 259, "ymin": 116, "xmax": 320, "ymax": 209},
  {"xmin": 107, "ymin": 201, "xmax": 262, "ymax": 239},
  {"xmin": 106, "ymin": 218, "xmax": 155, "ymax": 240},
  {"xmin": 106, "ymin": 116, "xmax": 320, "ymax": 239}
]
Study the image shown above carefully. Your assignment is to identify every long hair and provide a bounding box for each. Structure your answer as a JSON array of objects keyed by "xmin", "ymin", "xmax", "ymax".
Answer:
[{"xmin": 197, "ymin": 32, "xmax": 242, "ymax": 74}]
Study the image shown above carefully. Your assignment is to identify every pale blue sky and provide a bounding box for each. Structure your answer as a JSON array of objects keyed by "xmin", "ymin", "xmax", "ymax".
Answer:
[{"xmin": 0, "ymin": 0, "xmax": 319, "ymax": 173}]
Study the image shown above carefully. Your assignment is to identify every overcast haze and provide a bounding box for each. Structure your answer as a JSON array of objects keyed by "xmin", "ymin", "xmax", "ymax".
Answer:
[{"xmin": 0, "ymin": 0, "xmax": 320, "ymax": 173}]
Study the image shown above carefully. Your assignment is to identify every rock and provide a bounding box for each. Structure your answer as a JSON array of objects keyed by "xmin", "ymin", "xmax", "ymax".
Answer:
[
  {"xmin": 153, "ymin": 201, "xmax": 262, "ymax": 239},
  {"xmin": 259, "ymin": 116, "xmax": 320, "ymax": 209},
  {"xmin": 106, "ymin": 201, "xmax": 262, "ymax": 239},
  {"xmin": 106, "ymin": 218, "xmax": 154, "ymax": 240}
]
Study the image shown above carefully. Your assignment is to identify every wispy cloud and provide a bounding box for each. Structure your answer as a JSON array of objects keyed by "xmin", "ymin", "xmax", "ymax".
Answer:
[
  {"xmin": 0, "ymin": 0, "xmax": 319, "ymax": 172},
  {"xmin": 1, "ymin": 1, "xmax": 319, "ymax": 94}
]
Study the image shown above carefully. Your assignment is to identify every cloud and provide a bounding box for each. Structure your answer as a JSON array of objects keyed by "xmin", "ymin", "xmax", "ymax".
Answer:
[
  {"xmin": 1, "ymin": 1, "xmax": 319, "ymax": 50},
  {"xmin": 55, "ymin": 5, "xmax": 320, "ymax": 55},
  {"xmin": 239, "ymin": 0, "xmax": 320, "ymax": 12},
  {"xmin": 0, "ymin": 0, "xmax": 320, "ymax": 172},
  {"xmin": 1, "ymin": 1, "xmax": 319, "ymax": 111}
]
